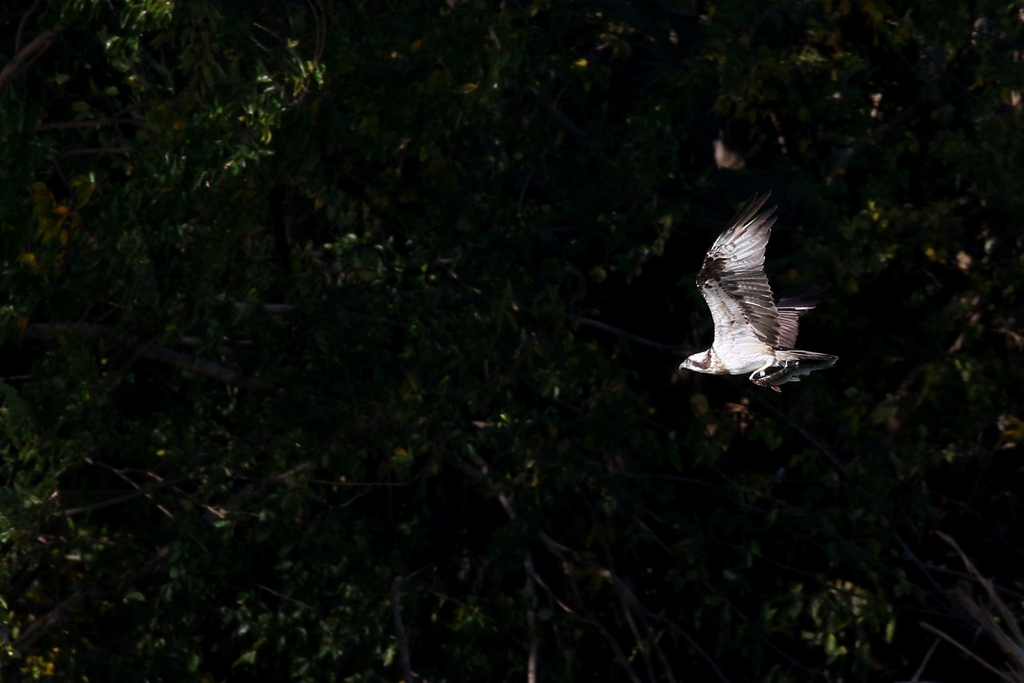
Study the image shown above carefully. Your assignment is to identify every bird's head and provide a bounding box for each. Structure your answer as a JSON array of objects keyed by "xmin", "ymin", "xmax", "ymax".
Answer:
[{"xmin": 679, "ymin": 350, "xmax": 712, "ymax": 374}]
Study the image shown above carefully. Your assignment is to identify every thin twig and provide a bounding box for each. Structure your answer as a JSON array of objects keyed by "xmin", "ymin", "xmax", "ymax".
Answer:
[
  {"xmin": 896, "ymin": 533, "xmax": 1024, "ymax": 601},
  {"xmin": 462, "ymin": 451, "xmax": 687, "ymax": 682},
  {"xmin": 633, "ymin": 608, "xmax": 680, "ymax": 683},
  {"xmin": 569, "ymin": 315, "xmax": 691, "ymax": 355},
  {"xmin": 258, "ymin": 584, "xmax": 317, "ymax": 612},
  {"xmin": 911, "ymin": 637, "xmax": 940, "ymax": 681},
  {"xmin": 24, "ymin": 322, "xmax": 269, "ymax": 391},
  {"xmin": 523, "ymin": 549, "xmax": 575, "ymax": 615},
  {"xmin": 525, "ymin": 551, "xmax": 539, "ymax": 683},
  {"xmin": 606, "ymin": 554, "xmax": 660, "ymax": 683},
  {"xmin": 191, "ymin": 461, "xmax": 319, "ymax": 523},
  {"xmin": 919, "ymin": 621, "xmax": 1016, "ymax": 683},
  {"xmin": 89, "ymin": 458, "xmax": 177, "ymax": 518},
  {"xmin": 34, "ymin": 117, "xmax": 142, "ymax": 132},
  {"xmin": 656, "ymin": 614, "xmax": 732, "ymax": 683},
  {"xmin": 937, "ymin": 531, "xmax": 1024, "ymax": 671},
  {"xmin": 931, "ymin": 491, "xmax": 1024, "ymax": 561},
  {"xmin": 532, "ymin": 87, "xmax": 590, "ymax": 148},
  {"xmin": 270, "ymin": 461, "xmax": 314, "ymax": 481},
  {"xmin": 56, "ymin": 147, "xmax": 134, "ymax": 157},
  {"xmin": 13, "ymin": 544, "xmax": 171, "ymax": 652},
  {"xmin": 826, "ymin": 101, "xmax": 921, "ymax": 184},
  {"xmin": 391, "ymin": 576, "xmax": 418, "ymax": 683},
  {"xmin": 629, "ymin": 472, "xmax": 721, "ymax": 489},
  {"xmin": 749, "ymin": 394, "xmax": 848, "ymax": 477},
  {"xmin": 424, "ymin": 586, "xmax": 527, "ymax": 648},
  {"xmin": 590, "ymin": 616, "xmax": 644, "ymax": 683},
  {"xmin": 231, "ymin": 301, "xmax": 295, "ymax": 314},
  {"xmin": 59, "ymin": 476, "xmax": 191, "ymax": 516},
  {"xmin": 726, "ymin": 599, "xmax": 826, "ymax": 680},
  {"xmin": 555, "ymin": 561, "xmax": 644, "ymax": 683},
  {"xmin": 630, "ymin": 514, "xmax": 674, "ymax": 556},
  {"xmin": 23, "ymin": 322, "xmax": 110, "ymax": 340},
  {"xmin": 179, "ymin": 336, "xmax": 235, "ymax": 356},
  {"xmin": 540, "ymin": 531, "xmax": 732, "ymax": 683},
  {"xmin": 142, "ymin": 340, "xmax": 270, "ymax": 389}
]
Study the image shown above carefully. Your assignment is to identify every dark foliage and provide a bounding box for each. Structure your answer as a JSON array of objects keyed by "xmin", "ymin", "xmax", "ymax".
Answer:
[{"xmin": 1, "ymin": 0, "xmax": 1023, "ymax": 681}]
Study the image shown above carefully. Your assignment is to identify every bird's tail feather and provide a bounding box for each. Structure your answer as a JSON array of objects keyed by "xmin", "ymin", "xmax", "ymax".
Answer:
[{"xmin": 774, "ymin": 349, "xmax": 838, "ymax": 369}]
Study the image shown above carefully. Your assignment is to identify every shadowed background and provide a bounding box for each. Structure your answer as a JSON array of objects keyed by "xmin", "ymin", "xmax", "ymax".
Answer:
[{"xmin": 0, "ymin": 0, "xmax": 1022, "ymax": 681}]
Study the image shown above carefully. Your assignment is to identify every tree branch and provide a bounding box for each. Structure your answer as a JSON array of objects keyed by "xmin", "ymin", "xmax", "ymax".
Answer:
[
  {"xmin": 524, "ymin": 552, "xmax": 539, "ymax": 683},
  {"xmin": 35, "ymin": 118, "xmax": 143, "ymax": 132},
  {"xmin": 462, "ymin": 451, "xmax": 708, "ymax": 682},
  {"xmin": 85, "ymin": 457, "xmax": 178, "ymax": 518},
  {"xmin": 56, "ymin": 147, "xmax": 134, "ymax": 158},
  {"xmin": 24, "ymin": 323, "xmax": 269, "ymax": 391},
  {"xmin": 0, "ymin": 28, "xmax": 61, "ymax": 93},
  {"xmin": 535, "ymin": 87, "xmax": 590, "ymax": 148},
  {"xmin": 13, "ymin": 545, "xmax": 171, "ymax": 652},
  {"xmin": 15, "ymin": 0, "xmax": 44, "ymax": 52},
  {"xmin": 909, "ymin": 638, "xmax": 941, "ymax": 682},
  {"xmin": 749, "ymin": 393, "xmax": 848, "ymax": 477},
  {"xmin": 540, "ymin": 531, "xmax": 732, "ymax": 683},
  {"xmin": 919, "ymin": 621, "xmax": 1016, "ymax": 683},
  {"xmin": 826, "ymin": 101, "xmax": 921, "ymax": 184},
  {"xmin": 606, "ymin": 552, "xmax": 659, "ymax": 683},
  {"xmin": 550, "ymin": 557, "xmax": 644, "ymax": 683},
  {"xmin": 59, "ymin": 475, "xmax": 191, "ymax": 516},
  {"xmin": 139, "ymin": 344, "xmax": 267, "ymax": 390},
  {"xmin": 725, "ymin": 598, "xmax": 827, "ymax": 680},
  {"xmin": 569, "ymin": 315, "xmax": 692, "ymax": 355},
  {"xmin": 391, "ymin": 576, "xmax": 418, "ymax": 683}
]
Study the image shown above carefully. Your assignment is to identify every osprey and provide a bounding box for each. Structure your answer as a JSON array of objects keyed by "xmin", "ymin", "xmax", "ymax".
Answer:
[{"xmin": 679, "ymin": 193, "xmax": 837, "ymax": 392}]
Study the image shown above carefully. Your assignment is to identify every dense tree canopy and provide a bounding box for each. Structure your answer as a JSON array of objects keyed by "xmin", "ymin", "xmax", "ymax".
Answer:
[{"xmin": 1, "ymin": 0, "xmax": 1023, "ymax": 680}]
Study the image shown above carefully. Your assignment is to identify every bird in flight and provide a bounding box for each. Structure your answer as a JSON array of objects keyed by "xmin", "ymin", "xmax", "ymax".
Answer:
[{"xmin": 679, "ymin": 193, "xmax": 837, "ymax": 392}]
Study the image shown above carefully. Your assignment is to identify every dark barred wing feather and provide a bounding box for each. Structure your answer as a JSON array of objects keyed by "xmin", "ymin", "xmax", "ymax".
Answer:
[
  {"xmin": 775, "ymin": 285, "xmax": 826, "ymax": 350},
  {"xmin": 697, "ymin": 193, "xmax": 782, "ymax": 348}
]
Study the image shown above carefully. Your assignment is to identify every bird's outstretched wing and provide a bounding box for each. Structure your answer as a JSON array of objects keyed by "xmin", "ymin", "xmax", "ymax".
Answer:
[
  {"xmin": 697, "ymin": 193, "xmax": 781, "ymax": 349},
  {"xmin": 774, "ymin": 285, "xmax": 827, "ymax": 350}
]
